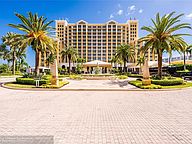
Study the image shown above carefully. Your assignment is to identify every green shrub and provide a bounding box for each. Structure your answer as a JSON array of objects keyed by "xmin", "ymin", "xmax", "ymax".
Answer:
[
  {"xmin": 118, "ymin": 75, "xmax": 128, "ymax": 79},
  {"xmin": 129, "ymin": 80, "xmax": 162, "ymax": 89},
  {"xmin": 151, "ymin": 77, "xmax": 183, "ymax": 86},
  {"xmin": 41, "ymin": 75, "xmax": 52, "ymax": 80},
  {"xmin": 69, "ymin": 75, "xmax": 83, "ymax": 80},
  {"xmin": 127, "ymin": 73, "xmax": 143, "ymax": 78},
  {"xmin": 16, "ymin": 78, "xmax": 49, "ymax": 85},
  {"xmin": 40, "ymin": 81, "xmax": 69, "ymax": 88}
]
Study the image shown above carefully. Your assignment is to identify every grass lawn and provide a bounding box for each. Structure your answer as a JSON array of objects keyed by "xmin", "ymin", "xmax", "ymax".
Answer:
[
  {"xmin": 4, "ymin": 81, "xmax": 69, "ymax": 89},
  {"xmin": 129, "ymin": 80, "xmax": 192, "ymax": 89}
]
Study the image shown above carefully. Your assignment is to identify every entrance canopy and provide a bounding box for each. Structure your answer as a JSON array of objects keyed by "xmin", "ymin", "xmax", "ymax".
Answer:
[{"xmin": 83, "ymin": 60, "xmax": 112, "ymax": 68}]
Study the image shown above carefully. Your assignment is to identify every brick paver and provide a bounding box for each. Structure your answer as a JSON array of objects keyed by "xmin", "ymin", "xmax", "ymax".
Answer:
[
  {"xmin": 62, "ymin": 79, "xmax": 137, "ymax": 90},
  {"xmin": 0, "ymin": 85, "xmax": 192, "ymax": 143}
]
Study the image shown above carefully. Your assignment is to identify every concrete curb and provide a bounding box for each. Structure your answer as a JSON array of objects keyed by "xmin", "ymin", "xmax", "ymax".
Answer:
[{"xmin": 1, "ymin": 83, "xmax": 188, "ymax": 92}]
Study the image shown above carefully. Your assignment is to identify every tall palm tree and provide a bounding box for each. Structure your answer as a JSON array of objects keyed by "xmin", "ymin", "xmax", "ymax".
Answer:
[
  {"xmin": 0, "ymin": 44, "xmax": 9, "ymax": 62},
  {"xmin": 2, "ymin": 32, "xmax": 24, "ymax": 75},
  {"xmin": 139, "ymin": 12, "xmax": 191, "ymax": 79},
  {"xmin": 8, "ymin": 12, "xmax": 56, "ymax": 75},
  {"xmin": 60, "ymin": 46, "xmax": 77, "ymax": 74},
  {"xmin": 115, "ymin": 44, "xmax": 135, "ymax": 72}
]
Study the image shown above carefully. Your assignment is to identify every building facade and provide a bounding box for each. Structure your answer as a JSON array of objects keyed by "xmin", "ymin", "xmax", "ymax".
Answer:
[
  {"xmin": 56, "ymin": 19, "xmax": 140, "ymax": 64},
  {"xmin": 40, "ymin": 19, "xmax": 157, "ymax": 68}
]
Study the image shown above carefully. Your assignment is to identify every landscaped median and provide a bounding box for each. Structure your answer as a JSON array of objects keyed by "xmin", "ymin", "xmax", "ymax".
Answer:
[
  {"xmin": 4, "ymin": 77, "xmax": 69, "ymax": 89},
  {"xmin": 129, "ymin": 77, "xmax": 192, "ymax": 89}
]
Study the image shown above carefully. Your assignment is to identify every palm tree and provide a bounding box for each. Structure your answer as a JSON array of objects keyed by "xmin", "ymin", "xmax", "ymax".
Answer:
[
  {"xmin": 137, "ymin": 56, "xmax": 145, "ymax": 74},
  {"xmin": 2, "ymin": 32, "xmax": 24, "ymax": 75},
  {"xmin": 182, "ymin": 44, "xmax": 192, "ymax": 71},
  {"xmin": 61, "ymin": 46, "xmax": 77, "ymax": 74},
  {"xmin": 0, "ymin": 44, "xmax": 9, "ymax": 62},
  {"xmin": 139, "ymin": 12, "xmax": 191, "ymax": 79},
  {"xmin": 8, "ymin": 12, "xmax": 56, "ymax": 75},
  {"xmin": 115, "ymin": 44, "xmax": 135, "ymax": 72},
  {"xmin": 46, "ymin": 53, "xmax": 56, "ymax": 67}
]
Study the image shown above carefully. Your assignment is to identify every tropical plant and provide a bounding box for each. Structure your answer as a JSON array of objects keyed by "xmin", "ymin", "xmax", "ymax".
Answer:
[
  {"xmin": 0, "ymin": 44, "xmax": 11, "ymax": 66},
  {"xmin": 8, "ymin": 12, "xmax": 56, "ymax": 75},
  {"xmin": 75, "ymin": 57, "xmax": 85, "ymax": 73},
  {"xmin": 139, "ymin": 12, "xmax": 191, "ymax": 79},
  {"xmin": 46, "ymin": 53, "xmax": 56, "ymax": 66},
  {"xmin": 2, "ymin": 32, "xmax": 26, "ymax": 75},
  {"xmin": 115, "ymin": 44, "xmax": 135, "ymax": 72},
  {"xmin": 137, "ymin": 55, "xmax": 145, "ymax": 74},
  {"xmin": 182, "ymin": 44, "xmax": 192, "ymax": 70},
  {"xmin": 60, "ymin": 46, "xmax": 77, "ymax": 74}
]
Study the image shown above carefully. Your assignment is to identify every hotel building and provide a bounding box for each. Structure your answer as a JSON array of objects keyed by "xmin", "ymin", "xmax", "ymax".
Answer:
[{"xmin": 41, "ymin": 19, "xmax": 157, "ymax": 67}]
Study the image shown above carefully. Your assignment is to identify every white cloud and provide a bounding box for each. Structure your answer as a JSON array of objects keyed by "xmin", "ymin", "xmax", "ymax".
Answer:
[
  {"xmin": 186, "ymin": 13, "xmax": 192, "ymax": 19},
  {"xmin": 129, "ymin": 5, "xmax": 136, "ymax": 11},
  {"xmin": 109, "ymin": 14, "xmax": 114, "ymax": 19},
  {"xmin": 117, "ymin": 10, "xmax": 123, "ymax": 15},
  {"xmin": 139, "ymin": 9, "xmax": 143, "ymax": 13}
]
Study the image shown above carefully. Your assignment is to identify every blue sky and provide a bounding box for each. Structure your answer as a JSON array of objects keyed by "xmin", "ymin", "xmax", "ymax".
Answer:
[{"xmin": 1, "ymin": 0, "xmax": 192, "ymax": 66}]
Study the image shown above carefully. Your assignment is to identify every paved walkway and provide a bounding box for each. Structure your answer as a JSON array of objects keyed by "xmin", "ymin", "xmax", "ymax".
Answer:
[
  {"xmin": 62, "ymin": 78, "xmax": 137, "ymax": 90},
  {"xmin": 0, "ymin": 81, "xmax": 192, "ymax": 143}
]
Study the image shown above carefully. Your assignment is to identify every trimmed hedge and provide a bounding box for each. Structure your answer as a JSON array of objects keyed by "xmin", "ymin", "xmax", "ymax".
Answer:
[
  {"xmin": 40, "ymin": 81, "xmax": 69, "ymax": 88},
  {"xmin": 151, "ymin": 78, "xmax": 183, "ymax": 86},
  {"xmin": 16, "ymin": 78, "xmax": 49, "ymax": 86},
  {"xmin": 129, "ymin": 80, "xmax": 162, "ymax": 89},
  {"xmin": 118, "ymin": 75, "xmax": 128, "ymax": 79}
]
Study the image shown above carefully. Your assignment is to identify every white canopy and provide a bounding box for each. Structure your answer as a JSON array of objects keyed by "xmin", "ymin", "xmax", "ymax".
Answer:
[{"xmin": 83, "ymin": 60, "xmax": 112, "ymax": 67}]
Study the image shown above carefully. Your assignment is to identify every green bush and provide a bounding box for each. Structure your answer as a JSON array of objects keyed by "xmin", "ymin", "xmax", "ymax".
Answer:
[
  {"xmin": 117, "ymin": 75, "xmax": 128, "ymax": 79},
  {"xmin": 40, "ymin": 81, "xmax": 69, "ymax": 88},
  {"xmin": 41, "ymin": 75, "xmax": 52, "ymax": 80},
  {"xmin": 69, "ymin": 75, "xmax": 83, "ymax": 80},
  {"xmin": 16, "ymin": 78, "xmax": 49, "ymax": 85},
  {"xmin": 129, "ymin": 80, "xmax": 162, "ymax": 89},
  {"xmin": 151, "ymin": 77, "xmax": 183, "ymax": 86}
]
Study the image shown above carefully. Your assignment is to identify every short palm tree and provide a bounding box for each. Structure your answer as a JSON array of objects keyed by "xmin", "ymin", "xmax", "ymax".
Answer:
[
  {"xmin": 137, "ymin": 55, "xmax": 145, "ymax": 74},
  {"xmin": 60, "ymin": 46, "xmax": 77, "ymax": 74},
  {"xmin": 139, "ymin": 12, "xmax": 191, "ymax": 79},
  {"xmin": 8, "ymin": 12, "xmax": 56, "ymax": 75},
  {"xmin": 115, "ymin": 44, "xmax": 135, "ymax": 72},
  {"xmin": 46, "ymin": 53, "xmax": 56, "ymax": 67},
  {"xmin": 182, "ymin": 44, "xmax": 192, "ymax": 70}
]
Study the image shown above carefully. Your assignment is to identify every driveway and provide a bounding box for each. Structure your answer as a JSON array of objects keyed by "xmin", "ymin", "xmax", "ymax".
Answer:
[
  {"xmin": 0, "ymin": 83, "xmax": 192, "ymax": 143},
  {"xmin": 62, "ymin": 78, "xmax": 137, "ymax": 90}
]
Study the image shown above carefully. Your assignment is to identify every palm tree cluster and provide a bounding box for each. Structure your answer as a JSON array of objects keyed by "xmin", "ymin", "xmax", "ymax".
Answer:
[
  {"xmin": 139, "ymin": 12, "xmax": 191, "ymax": 79},
  {"xmin": 112, "ymin": 44, "xmax": 135, "ymax": 72},
  {"xmin": 60, "ymin": 46, "xmax": 78, "ymax": 74},
  {"xmin": 6, "ymin": 12, "xmax": 57, "ymax": 75}
]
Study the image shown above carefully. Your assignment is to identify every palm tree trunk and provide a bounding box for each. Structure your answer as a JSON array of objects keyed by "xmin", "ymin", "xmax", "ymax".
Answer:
[
  {"xmin": 68, "ymin": 58, "xmax": 71, "ymax": 75},
  {"xmin": 35, "ymin": 50, "xmax": 41, "ymax": 76},
  {"xmin": 158, "ymin": 52, "xmax": 163, "ymax": 79},
  {"xmin": 184, "ymin": 51, "xmax": 186, "ymax": 71},
  {"xmin": 124, "ymin": 60, "xmax": 126, "ymax": 73},
  {"xmin": 168, "ymin": 54, "xmax": 171, "ymax": 65},
  {"xmin": 12, "ymin": 51, "xmax": 16, "ymax": 75}
]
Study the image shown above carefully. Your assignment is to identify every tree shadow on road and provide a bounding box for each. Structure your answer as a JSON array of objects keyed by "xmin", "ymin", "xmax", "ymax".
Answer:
[{"xmin": 106, "ymin": 79, "xmax": 129, "ymax": 87}]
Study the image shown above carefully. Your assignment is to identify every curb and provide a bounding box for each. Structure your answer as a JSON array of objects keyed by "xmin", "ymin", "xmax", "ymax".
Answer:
[{"xmin": 1, "ymin": 83, "xmax": 187, "ymax": 92}]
